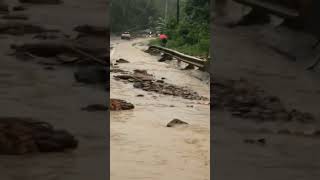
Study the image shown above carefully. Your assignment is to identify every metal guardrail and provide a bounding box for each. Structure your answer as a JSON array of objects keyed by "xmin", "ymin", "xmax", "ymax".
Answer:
[{"xmin": 148, "ymin": 45, "xmax": 208, "ymax": 69}]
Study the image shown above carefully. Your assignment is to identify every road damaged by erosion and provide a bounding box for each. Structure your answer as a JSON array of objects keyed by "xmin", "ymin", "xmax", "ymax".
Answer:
[{"xmin": 110, "ymin": 37, "xmax": 210, "ymax": 180}]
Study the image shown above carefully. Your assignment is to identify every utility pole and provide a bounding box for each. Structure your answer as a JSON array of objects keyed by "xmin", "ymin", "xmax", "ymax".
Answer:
[{"xmin": 177, "ymin": 0, "xmax": 180, "ymax": 23}]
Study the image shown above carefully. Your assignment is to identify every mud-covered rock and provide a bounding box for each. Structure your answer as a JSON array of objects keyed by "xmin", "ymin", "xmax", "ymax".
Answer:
[
  {"xmin": 116, "ymin": 58, "xmax": 129, "ymax": 63},
  {"xmin": 0, "ymin": 117, "xmax": 77, "ymax": 155},
  {"xmin": 166, "ymin": 119, "xmax": 189, "ymax": 127},
  {"xmin": 144, "ymin": 48, "xmax": 160, "ymax": 55},
  {"xmin": 110, "ymin": 99, "xmax": 134, "ymax": 111}
]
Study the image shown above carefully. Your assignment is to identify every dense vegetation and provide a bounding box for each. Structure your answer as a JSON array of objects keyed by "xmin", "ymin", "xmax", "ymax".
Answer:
[
  {"xmin": 110, "ymin": 0, "xmax": 210, "ymax": 57},
  {"xmin": 110, "ymin": 0, "xmax": 175, "ymax": 33},
  {"xmin": 151, "ymin": 0, "xmax": 210, "ymax": 57}
]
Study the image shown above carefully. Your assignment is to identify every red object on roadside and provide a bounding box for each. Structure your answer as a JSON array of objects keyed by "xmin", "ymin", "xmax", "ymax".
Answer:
[{"xmin": 159, "ymin": 34, "xmax": 168, "ymax": 40}]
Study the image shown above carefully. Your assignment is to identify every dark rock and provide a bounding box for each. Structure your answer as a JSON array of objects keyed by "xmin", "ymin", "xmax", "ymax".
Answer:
[
  {"xmin": 166, "ymin": 119, "xmax": 188, "ymax": 127},
  {"xmin": 133, "ymin": 82, "xmax": 143, "ymax": 88},
  {"xmin": 145, "ymin": 48, "xmax": 160, "ymax": 55},
  {"xmin": 136, "ymin": 94, "xmax": 144, "ymax": 97},
  {"xmin": 158, "ymin": 53, "xmax": 172, "ymax": 62},
  {"xmin": 110, "ymin": 68, "xmax": 126, "ymax": 73},
  {"xmin": 110, "ymin": 99, "xmax": 134, "ymax": 111},
  {"xmin": 183, "ymin": 64, "xmax": 195, "ymax": 70},
  {"xmin": 116, "ymin": 58, "xmax": 129, "ymax": 63}
]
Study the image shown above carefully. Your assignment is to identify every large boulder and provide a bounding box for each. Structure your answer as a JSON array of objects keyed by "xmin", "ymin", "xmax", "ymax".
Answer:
[{"xmin": 110, "ymin": 99, "xmax": 134, "ymax": 111}]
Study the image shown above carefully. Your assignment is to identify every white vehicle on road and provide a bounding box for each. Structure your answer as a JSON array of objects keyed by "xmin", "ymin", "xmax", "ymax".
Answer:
[{"xmin": 121, "ymin": 32, "xmax": 131, "ymax": 40}]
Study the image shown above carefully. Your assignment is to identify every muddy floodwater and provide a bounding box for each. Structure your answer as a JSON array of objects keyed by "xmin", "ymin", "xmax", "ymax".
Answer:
[{"xmin": 110, "ymin": 37, "xmax": 210, "ymax": 180}]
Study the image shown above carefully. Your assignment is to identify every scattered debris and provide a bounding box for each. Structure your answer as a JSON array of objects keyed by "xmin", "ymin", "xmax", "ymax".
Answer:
[
  {"xmin": 114, "ymin": 69, "xmax": 208, "ymax": 101},
  {"xmin": 166, "ymin": 119, "xmax": 189, "ymax": 127},
  {"xmin": 110, "ymin": 99, "xmax": 134, "ymax": 111},
  {"xmin": 0, "ymin": 117, "xmax": 78, "ymax": 155}
]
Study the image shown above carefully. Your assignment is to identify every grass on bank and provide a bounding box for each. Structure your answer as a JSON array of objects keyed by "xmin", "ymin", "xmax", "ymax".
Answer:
[{"xmin": 149, "ymin": 38, "xmax": 209, "ymax": 58}]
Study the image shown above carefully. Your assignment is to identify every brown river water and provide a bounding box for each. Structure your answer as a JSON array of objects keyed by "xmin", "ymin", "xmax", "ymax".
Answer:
[{"xmin": 110, "ymin": 37, "xmax": 210, "ymax": 180}]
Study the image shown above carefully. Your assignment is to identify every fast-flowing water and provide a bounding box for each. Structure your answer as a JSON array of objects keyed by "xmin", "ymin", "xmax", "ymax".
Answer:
[{"xmin": 110, "ymin": 37, "xmax": 210, "ymax": 180}]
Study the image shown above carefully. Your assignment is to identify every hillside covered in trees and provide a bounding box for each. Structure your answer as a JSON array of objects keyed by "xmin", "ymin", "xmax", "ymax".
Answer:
[{"xmin": 110, "ymin": 0, "xmax": 210, "ymax": 57}]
